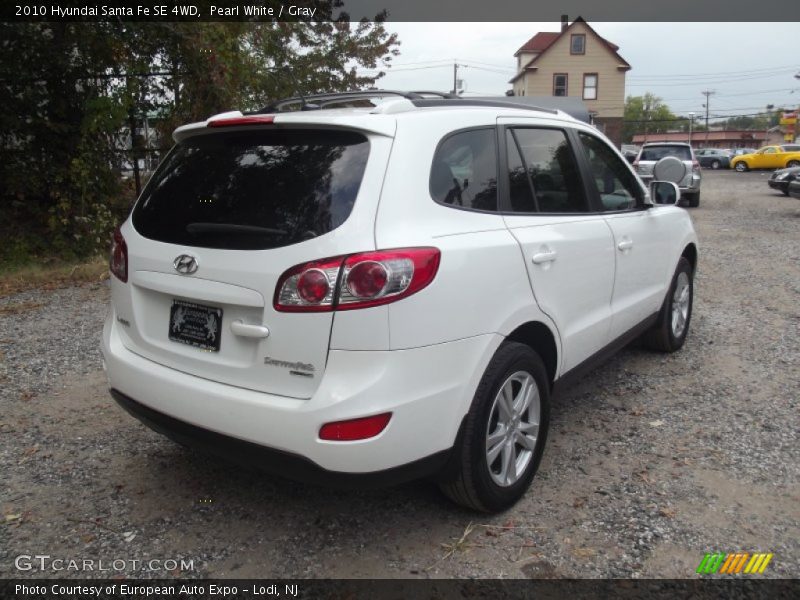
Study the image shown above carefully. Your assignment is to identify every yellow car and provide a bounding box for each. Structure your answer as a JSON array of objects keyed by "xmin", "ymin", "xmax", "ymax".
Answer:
[{"xmin": 731, "ymin": 145, "xmax": 800, "ymax": 172}]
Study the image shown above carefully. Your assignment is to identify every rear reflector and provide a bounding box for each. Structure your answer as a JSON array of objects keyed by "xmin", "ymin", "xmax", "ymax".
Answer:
[
  {"xmin": 319, "ymin": 413, "xmax": 392, "ymax": 441},
  {"xmin": 208, "ymin": 115, "xmax": 275, "ymax": 127}
]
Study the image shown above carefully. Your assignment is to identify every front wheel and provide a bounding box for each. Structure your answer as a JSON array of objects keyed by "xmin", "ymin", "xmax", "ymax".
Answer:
[
  {"xmin": 439, "ymin": 342, "xmax": 550, "ymax": 513},
  {"xmin": 642, "ymin": 257, "xmax": 694, "ymax": 353},
  {"xmin": 787, "ymin": 160, "xmax": 800, "ymax": 168},
  {"xmin": 734, "ymin": 161, "xmax": 749, "ymax": 172},
  {"xmin": 711, "ymin": 160, "xmax": 721, "ymax": 170}
]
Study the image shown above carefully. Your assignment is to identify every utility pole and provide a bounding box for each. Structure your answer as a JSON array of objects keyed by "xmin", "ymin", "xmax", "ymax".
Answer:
[
  {"xmin": 452, "ymin": 62, "xmax": 459, "ymax": 95},
  {"xmin": 702, "ymin": 90, "xmax": 714, "ymax": 144}
]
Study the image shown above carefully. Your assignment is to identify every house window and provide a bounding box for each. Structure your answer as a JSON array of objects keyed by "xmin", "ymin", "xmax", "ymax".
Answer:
[
  {"xmin": 583, "ymin": 73, "xmax": 598, "ymax": 100},
  {"xmin": 571, "ymin": 34, "xmax": 585, "ymax": 55},
  {"xmin": 553, "ymin": 73, "xmax": 568, "ymax": 97}
]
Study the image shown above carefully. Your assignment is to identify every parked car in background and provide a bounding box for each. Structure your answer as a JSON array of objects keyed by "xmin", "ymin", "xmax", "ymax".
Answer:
[
  {"xmin": 102, "ymin": 90, "xmax": 698, "ymax": 512},
  {"xmin": 788, "ymin": 180, "xmax": 800, "ymax": 200},
  {"xmin": 767, "ymin": 166, "xmax": 800, "ymax": 195},
  {"xmin": 695, "ymin": 148, "xmax": 731, "ymax": 170},
  {"xmin": 633, "ymin": 142, "xmax": 702, "ymax": 207},
  {"xmin": 731, "ymin": 145, "xmax": 800, "ymax": 172},
  {"xmin": 621, "ymin": 144, "xmax": 639, "ymax": 164}
]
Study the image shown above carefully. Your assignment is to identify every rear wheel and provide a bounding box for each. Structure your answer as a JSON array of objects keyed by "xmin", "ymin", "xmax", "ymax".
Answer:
[
  {"xmin": 642, "ymin": 257, "xmax": 693, "ymax": 353},
  {"xmin": 439, "ymin": 342, "xmax": 549, "ymax": 513},
  {"xmin": 734, "ymin": 161, "xmax": 749, "ymax": 172},
  {"xmin": 710, "ymin": 160, "xmax": 721, "ymax": 170}
]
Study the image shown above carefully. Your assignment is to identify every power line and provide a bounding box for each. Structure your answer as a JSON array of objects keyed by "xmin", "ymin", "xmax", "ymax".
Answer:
[{"xmin": 627, "ymin": 64, "xmax": 799, "ymax": 80}]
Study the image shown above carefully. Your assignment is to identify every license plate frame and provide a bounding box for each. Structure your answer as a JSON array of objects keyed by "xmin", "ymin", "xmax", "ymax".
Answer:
[{"xmin": 168, "ymin": 300, "xmax": 223, "ymax": 352}]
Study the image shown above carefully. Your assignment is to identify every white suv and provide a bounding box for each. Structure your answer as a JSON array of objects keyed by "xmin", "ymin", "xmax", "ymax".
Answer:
[{"xmin": 102, "ymin": 92, "xmax": 698, "ymax": 512}]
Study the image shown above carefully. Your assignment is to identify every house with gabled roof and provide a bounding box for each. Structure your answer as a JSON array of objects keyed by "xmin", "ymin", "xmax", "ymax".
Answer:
[{"xmin": 509, "ymin": 16, "xmax": 631, "ymax": 146}]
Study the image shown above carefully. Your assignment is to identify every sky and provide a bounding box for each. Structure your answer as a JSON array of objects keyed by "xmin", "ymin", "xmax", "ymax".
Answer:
[{"xmin": 359, "ymin": 22, "xmax": 800, "ymax": 121}]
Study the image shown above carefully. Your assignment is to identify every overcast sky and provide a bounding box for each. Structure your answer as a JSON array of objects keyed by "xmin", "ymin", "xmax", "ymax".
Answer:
[{"xmin": 362, "ymin": 22, "xmax": 800, "ymax": 120}]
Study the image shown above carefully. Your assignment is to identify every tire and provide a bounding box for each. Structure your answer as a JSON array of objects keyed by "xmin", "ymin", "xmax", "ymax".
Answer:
[
  {"xmin": 711, "ymin": 160, "xmax": 720, "ymax": 170},
  {"xmin": 782, "ymin": 187, "xmax": 790, "ymax": 196},
  {"xmin": 734, "ymin": 161, "xmax": 748, "ymax": 172},
  {"xmin": 681, "ymin": 192, "xmax": 700, "ymax": 208},
  {"xmin": 642, "ymin": 257, "xmax": 693, "ymax": 353},
  {"xmin": 787, "ymin": 160, "xmax": 800, "ymax": 168},
  {"xmin": 438, "ymin": 342, "xmax": 550, "ymax": 513}
]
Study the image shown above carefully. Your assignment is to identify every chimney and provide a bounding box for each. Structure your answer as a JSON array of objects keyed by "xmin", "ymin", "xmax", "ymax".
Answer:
[{"xmin": 561, "ymin": 15, "xmax": 568, "ymax": 32}]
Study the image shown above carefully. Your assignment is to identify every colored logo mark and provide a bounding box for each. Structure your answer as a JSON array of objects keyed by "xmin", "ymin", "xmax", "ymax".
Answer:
[{"xmin": 697, "ymin": 552, "xmax": 773, "ymax": 574}]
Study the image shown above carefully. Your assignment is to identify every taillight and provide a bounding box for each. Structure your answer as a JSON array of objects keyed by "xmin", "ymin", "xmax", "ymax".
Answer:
[
  {"xmin": 692, "ymin": 160, "xmax": 701, "ymax": 172},
  {"xmin": 274, "ymin": 247, "xmax": 441, "ymax": 312},
  {"xmin": 208, "ymin": 115, "xmax": 275, "ymax": 127},
  {"xmin": 109, "ymin": 226, "xmax": 128, "ymax": 283},
  {"xmin": 319, "ymin": 413, "xmax": 392, "ymax": 441}
]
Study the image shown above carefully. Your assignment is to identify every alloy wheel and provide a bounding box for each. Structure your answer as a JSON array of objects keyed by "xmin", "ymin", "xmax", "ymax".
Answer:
[{"xmin": 485, "ymin": 371, "xmax": 540, "ymax": 487}]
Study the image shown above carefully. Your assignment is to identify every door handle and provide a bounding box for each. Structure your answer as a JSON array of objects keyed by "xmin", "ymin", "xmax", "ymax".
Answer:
[
  {"xmin": 617, "ymin": 239, "xmax": 634, "ymax": 251},
  {"xmin": 230, "ymin": 320, "xmax": 270, "ymax": 339},
  {"xmin": 532, "ymin": 250, "xmax": 557, "ymax": 264}
]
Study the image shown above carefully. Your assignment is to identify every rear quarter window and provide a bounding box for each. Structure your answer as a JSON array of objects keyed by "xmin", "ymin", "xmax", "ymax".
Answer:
[
  {"xmin": 429, "ymin": 128, "xmax": 498, "ymax": 211},
  {"xmin": 132, "ymin": 129, "xmax": 370, "ymax": 250}
]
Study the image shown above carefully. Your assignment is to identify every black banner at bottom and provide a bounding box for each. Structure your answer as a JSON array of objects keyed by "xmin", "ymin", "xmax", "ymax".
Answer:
[{"xmin": 2, "ymin": 579, "xmax": 798, "ymax": 600}]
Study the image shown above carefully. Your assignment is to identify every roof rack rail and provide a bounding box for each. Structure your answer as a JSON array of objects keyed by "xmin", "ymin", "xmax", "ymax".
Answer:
[
  {"xmin": 410, "ymin": 98, "xmax": 558, "ymax": 115},
  {"xmin": 259, "ymin": 90, "xmax": 463, "ymax": 113}
]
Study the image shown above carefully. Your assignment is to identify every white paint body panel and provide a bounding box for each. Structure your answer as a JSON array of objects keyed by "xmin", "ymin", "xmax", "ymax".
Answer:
[{"xmin": 104, "ymin": 104, "xmax": 698, "ymax": 474}]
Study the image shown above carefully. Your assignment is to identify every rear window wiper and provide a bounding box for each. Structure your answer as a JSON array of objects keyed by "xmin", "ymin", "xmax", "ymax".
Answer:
[{"xmin": 186, "ymin": 223, "xmax": 288, "ymax": 236}]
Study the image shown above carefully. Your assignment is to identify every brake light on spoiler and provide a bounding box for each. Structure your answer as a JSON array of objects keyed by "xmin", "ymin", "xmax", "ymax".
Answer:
[
  {"xmin": 274, "ymin": 248, "xmax": 441, "ymax": 312},
  {"xmin": 207, "ymin": 115, "xmax": 275, "ymax": 127}
]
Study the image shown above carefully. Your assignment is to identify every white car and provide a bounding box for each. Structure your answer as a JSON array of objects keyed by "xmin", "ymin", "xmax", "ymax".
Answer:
[{"xmin": 102, "ymin": 91, "xmax": 698, "ymax": 512}]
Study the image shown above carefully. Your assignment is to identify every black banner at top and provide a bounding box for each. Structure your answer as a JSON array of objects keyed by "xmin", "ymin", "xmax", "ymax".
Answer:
[{"xmin": 3, "ymin": 0, "xmax": 800, "ymax": 22}]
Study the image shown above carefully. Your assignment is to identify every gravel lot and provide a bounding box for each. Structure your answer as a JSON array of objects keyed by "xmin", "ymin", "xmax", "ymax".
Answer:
[{"xmin": 1, "ymin": 170, "xmax": 798, "ymax": 579}]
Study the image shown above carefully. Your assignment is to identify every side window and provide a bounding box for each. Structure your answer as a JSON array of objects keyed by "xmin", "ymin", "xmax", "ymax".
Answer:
[
  {"xmin": 430, "ymin": 129, "xmax": 498, "ymax": 211},
  {"xmin": 506, "ymin": 128, "xmax": 589, "ymax": 213},
  {"xmin": 577, "ymin": 132, "xmax": 643, "ymax": 211}
]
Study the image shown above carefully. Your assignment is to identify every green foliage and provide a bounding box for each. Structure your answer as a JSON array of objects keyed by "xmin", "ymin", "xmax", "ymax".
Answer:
[
  {"xmin": 0, "ymin": 16, "xmax": 399, "ymax": 263},
  {"xmin": 622, "ymin": 93, "xmax": 680, "ymax": 143}
]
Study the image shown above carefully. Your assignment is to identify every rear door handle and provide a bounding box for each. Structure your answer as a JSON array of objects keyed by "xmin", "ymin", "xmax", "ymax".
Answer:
[
  {"xmin": 617, "ymin": 239, "xmax": 633, "ymax": 251},
  {"xmin": 532, "ymin": 250, "xmax": 557, "ymax": 264},
  {"xmin": 230, "ymin": 320, "xmax": 270, "ymax": 339}
]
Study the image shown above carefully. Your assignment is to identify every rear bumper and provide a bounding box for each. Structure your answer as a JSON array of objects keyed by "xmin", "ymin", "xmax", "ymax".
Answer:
[
  {"xmin": 102, "ymin": 313, "xmax": 500, "ymax": 475},
  {"xmin": 111, "ymin": 389, "xmax": 453, "ymax": 488},
  {"xmin": 768, "ymin": 180, "xmax": 788, "ymax": 191}
]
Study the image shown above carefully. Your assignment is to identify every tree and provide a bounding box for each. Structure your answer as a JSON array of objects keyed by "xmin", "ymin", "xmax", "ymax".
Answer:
[
  {"xmin": 622, "ymin": 93, "xmax": 680, "ymax": 143},
  {"xmin": 0, "ymin": 17, "xmax": 399, "ymax": 262}
]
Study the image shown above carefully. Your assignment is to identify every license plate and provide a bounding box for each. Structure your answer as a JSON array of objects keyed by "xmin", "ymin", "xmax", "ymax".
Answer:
[{"xmin": 169, "ymin": 300, "xmax": 223, "ymax": 352}]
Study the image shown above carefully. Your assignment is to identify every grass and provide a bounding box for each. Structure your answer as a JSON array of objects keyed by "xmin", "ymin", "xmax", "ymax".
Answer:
[{"xmin": 0, "ymin": 256, "xmax": 108, "ymax": 297}]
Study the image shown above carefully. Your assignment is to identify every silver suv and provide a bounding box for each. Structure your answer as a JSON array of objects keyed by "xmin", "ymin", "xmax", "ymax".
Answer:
[{"xmin": 634, "ymin": 142, "xmax": 701, "ymax": 207}]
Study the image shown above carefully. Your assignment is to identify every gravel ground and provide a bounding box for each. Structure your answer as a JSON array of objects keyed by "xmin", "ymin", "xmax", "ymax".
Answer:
[{"xmin": 1, "ymin": 170, "xmax": 798, "ymax": 580}]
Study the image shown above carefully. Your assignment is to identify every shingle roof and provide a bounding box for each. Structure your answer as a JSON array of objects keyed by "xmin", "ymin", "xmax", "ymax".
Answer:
[{"xmin": 514, "ymin": 32, "xmax": 560, "ymax": 56}]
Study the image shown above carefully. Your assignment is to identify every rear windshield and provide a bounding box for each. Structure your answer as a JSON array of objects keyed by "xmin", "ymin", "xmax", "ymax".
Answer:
[
  {"xmin": 132, "ymin": 129, "xmax": 370, "ymax": 250},
  {"xmin": 639, "ymin": 146, "xmax": 692, "ymax": 161}
]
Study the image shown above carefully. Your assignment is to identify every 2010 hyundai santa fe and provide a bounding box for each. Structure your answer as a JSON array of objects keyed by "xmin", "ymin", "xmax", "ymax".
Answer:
[{"xmin": 102, "ymin": 91, "xmax": 698, "ymax": 512}]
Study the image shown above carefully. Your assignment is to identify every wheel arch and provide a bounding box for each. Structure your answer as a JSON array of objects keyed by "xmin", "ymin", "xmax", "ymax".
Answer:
[{"xmin": 505, "ymin": 321, "xmax": 558, "ymax": 388}]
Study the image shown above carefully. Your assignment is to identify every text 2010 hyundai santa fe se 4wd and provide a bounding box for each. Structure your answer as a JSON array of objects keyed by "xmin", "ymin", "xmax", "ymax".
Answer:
[{"xmin": 102, "ymin": 91, "xmax": 697, "ymax": 512}]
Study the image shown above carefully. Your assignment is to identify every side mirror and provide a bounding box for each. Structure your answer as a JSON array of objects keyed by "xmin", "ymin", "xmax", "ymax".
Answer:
[{"xmin": 650, "ymin": 181, "xmax": 681, "ymax": 205}]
